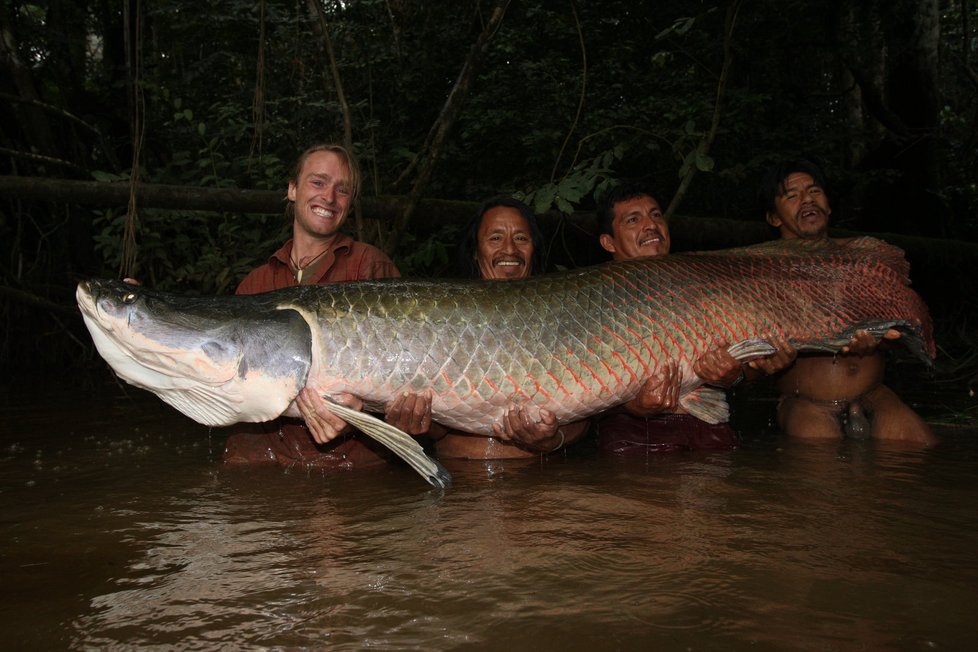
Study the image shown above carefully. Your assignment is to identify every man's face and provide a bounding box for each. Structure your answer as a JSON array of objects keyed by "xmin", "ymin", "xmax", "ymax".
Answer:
[
  {"xmin": 766, "ymin": 172, "xmax": 831, "ymax": 240},
  {"xmin": 600, "ymin": 195, "xmax": 671, "ymax": 261},
  {"xmin": 476, "ymin": 206, "xmax": 534, "ymax": 280},
  {"xmin": 287, "ymin": 150, "xmax": 352, "ymax": 240}
]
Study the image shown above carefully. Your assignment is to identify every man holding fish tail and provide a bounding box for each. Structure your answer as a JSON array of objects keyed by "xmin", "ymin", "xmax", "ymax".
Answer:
[{"xmin": 760, "ymin": 159, "xmax": 936, "ymax": 445}]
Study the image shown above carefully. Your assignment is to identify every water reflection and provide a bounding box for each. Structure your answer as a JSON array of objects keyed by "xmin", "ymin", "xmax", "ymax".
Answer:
[{"xmin": 2, "ymin": 380, "xmax": 978, "ymax": 649}]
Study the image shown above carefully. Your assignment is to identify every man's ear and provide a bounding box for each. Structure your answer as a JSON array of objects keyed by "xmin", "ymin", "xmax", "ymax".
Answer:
[
  {"xmin": 287, "ymin": 181, "xmax": 297, "ymax": 202},
  {"xmin": 599, "ymin": 233, "xmax": 617, "ymax": 254},
  {"xmin": 765, "ymin": 211, "xmax": 781, "ymax": 228}
]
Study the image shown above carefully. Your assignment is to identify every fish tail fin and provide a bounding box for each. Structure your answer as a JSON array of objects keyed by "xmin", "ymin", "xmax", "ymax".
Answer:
[
  {"xmin": 794, "ymin": 319, "xmax": 934, "ymax": 366},
  {"xmin": 323, "ymin": 399, "xmax": 453, "ymax": 488},
  {"xmin": 679, "ymin": 386, "xmax": 730, "ymax": 424}
]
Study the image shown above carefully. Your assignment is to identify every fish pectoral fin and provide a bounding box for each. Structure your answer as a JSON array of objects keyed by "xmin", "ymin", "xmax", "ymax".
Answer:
[
  {"xmin": 726, "ymin": 338, "xmax": 777, "ymax": 362},
  {"xmin": 679, "ymin": 387, "xmax": 730, "ymax": 425},
  {"xmin": 322, "ymin": 398, "xmax": 453, "ymax": 489},
  {"xmin": 157, "ymin": 383, "xmax": 243, "ymax": 426}
]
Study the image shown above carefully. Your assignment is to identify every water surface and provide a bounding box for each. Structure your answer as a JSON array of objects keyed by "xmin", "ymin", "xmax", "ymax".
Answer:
[{"xmin": 2, "ymin": 377, "xmax": 977, "ymax": 650}]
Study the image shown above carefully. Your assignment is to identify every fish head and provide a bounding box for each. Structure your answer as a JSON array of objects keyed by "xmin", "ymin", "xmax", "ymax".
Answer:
[{"xmin": 76, "ymin": 279, "xmax": 312, "ymax": 426}]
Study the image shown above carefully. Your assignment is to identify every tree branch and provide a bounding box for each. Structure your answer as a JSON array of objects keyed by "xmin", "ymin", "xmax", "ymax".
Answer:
[
  {"xmin": 386, "ymin": 0, "xmax": 511, "ymax": 256},
  {"xmin": 306, "ymin": 0, "xmax": 361, "ymax": 240},
  {"xmin": 665, "ymin": 0, "xmax": 741, "ymax": 219},
  {"xmin": 550, "ymin": 0, "xmax": 587, "ymax": 182}
]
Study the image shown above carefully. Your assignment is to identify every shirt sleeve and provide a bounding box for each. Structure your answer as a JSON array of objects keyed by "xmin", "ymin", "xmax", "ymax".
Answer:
[{"xmin": 356, "ymin": 245, "xmax": 401, "ymax": 280}]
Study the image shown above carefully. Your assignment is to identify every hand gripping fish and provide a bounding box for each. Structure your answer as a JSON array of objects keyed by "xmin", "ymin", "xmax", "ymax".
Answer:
[{"xmin": 76, "ymin": 236, "xmax": 935, "ymax": 487}]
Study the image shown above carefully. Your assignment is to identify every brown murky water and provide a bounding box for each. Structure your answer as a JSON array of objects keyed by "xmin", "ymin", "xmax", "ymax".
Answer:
[{"xmin": 2, "ymin": 376, "xmax": 977, "ymax": 650}]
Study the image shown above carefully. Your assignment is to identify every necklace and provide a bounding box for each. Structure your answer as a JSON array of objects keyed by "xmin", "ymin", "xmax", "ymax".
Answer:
[{"xmin": 289, "ymin": 247, "xmax": 329, "ymax": 284}]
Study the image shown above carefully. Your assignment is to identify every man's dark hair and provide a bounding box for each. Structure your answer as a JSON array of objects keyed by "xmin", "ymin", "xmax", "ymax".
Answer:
[
  {"xmin": 457, "ymin": 196, "xmax": 546, "ymax": 278},
  {"xmin": 757, "ymin": 159, "xmax": 830, "ymax": 215},
  {"xmin": 596, "ymin": 182, "xmax": 663, "ymax": 237}
]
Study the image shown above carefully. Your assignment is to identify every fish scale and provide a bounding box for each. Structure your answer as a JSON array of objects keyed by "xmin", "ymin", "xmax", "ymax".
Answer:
[
  {"xmin": 289, "ymin": 236, "xmax": 932, "ymax": 435},
  {"xmin": 78, "ymin": 235, "xmax": 933, "ymax": 438}
]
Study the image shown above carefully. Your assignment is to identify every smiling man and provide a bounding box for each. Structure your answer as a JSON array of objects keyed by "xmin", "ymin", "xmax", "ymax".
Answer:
[
  {"xmin": 225, "ymin": 143, "xmax": 402, "ymax": 469},
  {"xmin": 591, "ymin": 182, "xmax": 798, "ymax": 454},
  {"xmin": 474, "ymin": 202, "xmax": 536, "ymax": 280},
  {"xmin": 598, "ymin": 187, "xmax": 671, "ymax": 260},
  {"xmin": 236, "ymin": 143, "xmax": 398, "ymax": 292}
]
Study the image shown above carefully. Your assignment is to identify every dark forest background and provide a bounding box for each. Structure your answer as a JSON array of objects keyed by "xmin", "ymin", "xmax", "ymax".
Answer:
[{"xmin": 2, "ymin": 0, "xmax": 977, "ymax": 374}]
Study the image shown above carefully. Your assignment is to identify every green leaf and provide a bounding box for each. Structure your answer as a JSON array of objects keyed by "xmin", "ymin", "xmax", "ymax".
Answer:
[
  {"xmin": 532, "ymin": 185, "xmax": 557, "ymax": 214},
  {"xmin": 92, "ymin": 170, "xmax": 125, "ymax": 182},
  {"xmin": 674, "ymin": 17, "xmax": 696, "ymax": 36},
  {"xmin": 557, "ymin": 177, "xmax": 585, "ymax": 203},
  {"xmin": 695, "ymin": 151, "xmax": 715, "ymax": 172}
]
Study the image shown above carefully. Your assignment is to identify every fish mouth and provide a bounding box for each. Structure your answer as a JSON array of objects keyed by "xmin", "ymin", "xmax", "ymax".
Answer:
[{"xmin": 76, "ymin": 279, "xmax": 112, "ymax": 321}]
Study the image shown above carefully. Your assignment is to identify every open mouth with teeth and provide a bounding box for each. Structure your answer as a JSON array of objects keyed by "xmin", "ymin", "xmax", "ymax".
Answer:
[
  {"xmin": 312, "ymin": 206, "xmax": 336, "ymax": 218},
  {"xmin": 494, "ymin": 259, "xmax": 524, "ymax": 268}
]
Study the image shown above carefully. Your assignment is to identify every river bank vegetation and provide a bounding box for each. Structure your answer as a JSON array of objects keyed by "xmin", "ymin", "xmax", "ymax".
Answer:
[{"xmin": 1, "ymin": 0, "xmax": 976, "ymax": 378}]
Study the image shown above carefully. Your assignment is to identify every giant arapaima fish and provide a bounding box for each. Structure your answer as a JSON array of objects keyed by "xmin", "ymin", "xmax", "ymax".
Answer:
[{"xmin": 77, "ymin": 236, "xmax": 934, "ymax": 487}]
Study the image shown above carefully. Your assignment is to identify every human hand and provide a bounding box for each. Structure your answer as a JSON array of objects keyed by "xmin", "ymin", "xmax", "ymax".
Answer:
[
  {"xmin": 841, "ymin": 328, "xmax": 900, "ymax": 356},
  {"xmin": 492, "ymin": 405, "xmax": 561, "ymax": 451},
  {"xmin": 746, "ymin": 332, "xmax": 797, "ymax": 376},
  {"xmin": 385, "ymin": 389, "xmax": 434, "ymax": 435},
  {"xmin": 692, "ymin": 341, "xmax": 743, "ymax": 387},
  {"xmin": 295, "ymin": 388, "xmax": 364, "ymax": 444},
  {"xmin": 623, "ymin": 361, "xmax": 681, "ymax": 416}
]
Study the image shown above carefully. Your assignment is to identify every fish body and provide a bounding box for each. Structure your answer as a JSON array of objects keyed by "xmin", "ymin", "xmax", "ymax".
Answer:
[{"xmin": 77, "ymin": 236, "xmax": 933, "ymax": 471}]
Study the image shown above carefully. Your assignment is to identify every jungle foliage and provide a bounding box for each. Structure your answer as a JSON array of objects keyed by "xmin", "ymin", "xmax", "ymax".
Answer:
[{"xmin": 1, "ymin": 0, "xmax": 977, "ymax": 370}]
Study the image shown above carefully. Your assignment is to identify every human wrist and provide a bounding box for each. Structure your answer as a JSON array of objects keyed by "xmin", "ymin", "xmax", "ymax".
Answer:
[{"xmin": 547, "ymin": 428, "xmax": 565, "ymax": 453}]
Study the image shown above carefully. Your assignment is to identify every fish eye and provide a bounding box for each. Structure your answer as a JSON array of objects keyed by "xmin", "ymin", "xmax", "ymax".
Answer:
[{"xmin": 123, "ymin": 292, "xmax": 137, "ymax": 304}]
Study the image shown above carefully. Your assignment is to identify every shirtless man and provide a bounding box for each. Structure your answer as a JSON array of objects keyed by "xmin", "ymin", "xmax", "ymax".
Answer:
[
  {"xmin": 430, "ymin": 197, "xmax": 590, "ymax": 458},
  {"xmin": 761, "ymin": 159, "xmax": 936, "ymax": 445}
]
